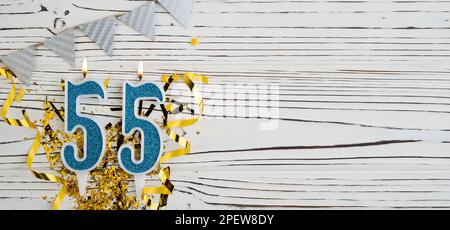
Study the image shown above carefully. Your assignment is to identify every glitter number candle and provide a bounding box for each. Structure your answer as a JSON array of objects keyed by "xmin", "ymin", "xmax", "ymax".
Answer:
[
  {"xmin": 118, "ymin": 62, "xmax": 165, "ymax": 200},
  {"xmin": 61, "ymin": 58, "xmax": 107, "ymax": 196}
]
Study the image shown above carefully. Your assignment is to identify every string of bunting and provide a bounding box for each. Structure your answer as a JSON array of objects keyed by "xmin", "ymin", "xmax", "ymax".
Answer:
[
  {"xmin": 1, "ymin": 67, "xmax": 208, "ymax": 210},
  {"xmin": 0, "ymin": 0, "xmax": 192, "ymax": 84}
]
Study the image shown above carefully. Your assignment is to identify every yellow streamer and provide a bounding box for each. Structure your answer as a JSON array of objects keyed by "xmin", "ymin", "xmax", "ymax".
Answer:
[
  {"xmin": 0, "ymin": 67, "xmax": 66, "ymax": 210},
  {"xmin": 141, "ymin": 72, "xmax": 208, "ymax": 209}
]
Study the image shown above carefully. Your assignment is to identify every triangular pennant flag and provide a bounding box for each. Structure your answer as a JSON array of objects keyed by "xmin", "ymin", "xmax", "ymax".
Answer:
[
  {"xmin": 1, "ymin": 47, "xmax": 35, "ymax": 83},
  {"xmin": 43, "ymin": 29, "xmax": 76, "ymax": 67},
  {"xmin": 158, "ymin": 0, "xmax": 191, "ymax": 28},
  {"xmin": 79, "ymin": 16, "xmax": 116, "ymax": 56},
  {"xmin": 120, "ymin": 2, "xmax": 156, "ymax": 40}
]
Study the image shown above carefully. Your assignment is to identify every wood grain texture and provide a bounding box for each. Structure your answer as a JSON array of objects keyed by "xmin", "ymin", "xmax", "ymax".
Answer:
[{"xmin": 1, "ymin": 0, "xmax": 450, "ymax": 209}]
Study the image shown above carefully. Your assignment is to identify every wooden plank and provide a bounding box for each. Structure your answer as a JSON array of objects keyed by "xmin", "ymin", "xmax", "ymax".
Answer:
[{"xmin": 0, "ymin": 0, "xmax": 450, "ymax": 209}]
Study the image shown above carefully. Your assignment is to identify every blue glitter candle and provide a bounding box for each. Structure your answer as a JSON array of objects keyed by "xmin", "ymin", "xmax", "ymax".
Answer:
[
  {"xmin": 61, "ymin": 80, "xmax": 107, "ymax": 185},
  {"xmin": 118, "ymin": 81, "xmax": 164, "ymax": 175}
]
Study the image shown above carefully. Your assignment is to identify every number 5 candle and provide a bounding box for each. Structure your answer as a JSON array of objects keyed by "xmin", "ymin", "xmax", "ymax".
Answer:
[
  {"xmin": 119, "ymin": 61, "xmax": 165, "ymax": 201},
  {"xmin": 61, "ymin": 58, "xmax": 107, "ymax": 196},
  {"xmin": 61, "ymin": 60, "xmax": 164, "ymax": 201}
]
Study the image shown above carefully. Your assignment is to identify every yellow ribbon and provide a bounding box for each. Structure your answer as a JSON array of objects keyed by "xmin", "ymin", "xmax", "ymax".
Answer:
[
  {"xmin": 0, "ymin": 67, "xmax": 66, "ymax": 210},
  {"xmin": 141, "ymin": 72, "xmax": 208, "ymax": 209},
  {"xmin": 161, "ymin": 72, "xmax": 207, "ymax": 162}
]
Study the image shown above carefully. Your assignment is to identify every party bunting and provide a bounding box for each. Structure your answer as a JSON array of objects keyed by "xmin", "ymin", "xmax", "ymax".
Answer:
[
  {"xmin": 158, "ymin": 0, "xmax": 192, "ymax": 28},
  {"xmin": 0, "ymin": 47, "xmax": 35, "ymax": 84},
  {"xmin": 79, "ymin": 16, "xmax": 117, "ymax": 56},
  {"xmin": 119, "ymin": 2, "xmax": 156, "ymax": 40},
  {"xmin": 0, "ymin": 0, "xmax": 193, "ymax": 83},
  {"xmin": 43, "ymin": 29, "xmax": 76, "ymax": 67}
]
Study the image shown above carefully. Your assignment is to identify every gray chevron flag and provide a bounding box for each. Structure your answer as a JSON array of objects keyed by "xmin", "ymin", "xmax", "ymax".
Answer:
[
  {"xmin": 158, "ymin": 0, "xmax": 191, "ymax": 28},
  {"xmin": 120, "ymin": 2, "xmax": 156, "ymax": 40},
  {"xmin": 43, "ymin": 29, "xmax": 76, "ymax": 67},
  {"xmin": 1, "ymin": 47, "xmax": 35, "ymax": 83},
  {"xmin": 79, "ymin": 16, "xmax": 117, "ymax": 56}
]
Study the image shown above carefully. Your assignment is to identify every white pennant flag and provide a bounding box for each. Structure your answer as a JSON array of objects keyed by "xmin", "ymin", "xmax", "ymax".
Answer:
[
  {"xmin": 120, "ymin": 2, "xmax": 156, "ymax": 40},
  {"xmin": 43, "ymin": 29, "xmax": 76, "ymax": 67},
  {"xmin": 79, "ymin": 16, "xmax": 117, "ymax": 56},
  {"xmin": 158, "ymin": 0, "xmax": 192, "ymax": 28},
  {"xmin": 1, "ymin": 47, "xmax": 35, "ymax": 83}
]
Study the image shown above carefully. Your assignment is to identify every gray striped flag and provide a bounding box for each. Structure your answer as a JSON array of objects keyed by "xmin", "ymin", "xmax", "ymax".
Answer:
[
  {"xmin": 43, "ymin": 29, "xmax": 76, "ymax": 67},
  {"xmin": 120, "ymin": 2, "xmax": 156, "ymax": 40},
  {"xmin": 79, "ymin": 16, "xmax": 117, "ymax": 56},
  {"xmin": 1, "ymin": 47, "xmax": 35, "ymax": 83},
  {"xmin": 158, "ymin": 0, "xmax": 191, "ymax": 28}
]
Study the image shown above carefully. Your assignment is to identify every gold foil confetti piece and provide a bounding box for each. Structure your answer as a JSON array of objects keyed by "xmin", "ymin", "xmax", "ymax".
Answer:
[
  {"xmin": 49, "ymin": 101, "xmax": 64, "ymax": 122},
  {"xmin": 104, "ymin": 77, "xmax": 111, "ymax": 88},
  {"xmin": 60, "ymin": 79, "xmax": 65, "ymax": 91},
  {"xmin": 190, "ymin": 37, "xmax": 199, "ymax": 46}
]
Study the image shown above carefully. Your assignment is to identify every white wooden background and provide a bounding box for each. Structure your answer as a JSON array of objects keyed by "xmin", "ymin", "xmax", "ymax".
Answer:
[{"xmin": 1, "ymin": 0, "xmax": 450, "ymax": 209}]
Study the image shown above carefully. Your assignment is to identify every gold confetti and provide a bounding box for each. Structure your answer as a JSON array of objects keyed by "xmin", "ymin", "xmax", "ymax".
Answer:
[
  {"xmin": 190, "ymin": 37, "xmax": 199, "ymax": 46},
  {"xmin": 104, "ymin": 77, "xmax": 111, "ymax": 89},
  {"xmin": 1, "ymin": 67, "xmax": 208, "ymax": 210}
]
